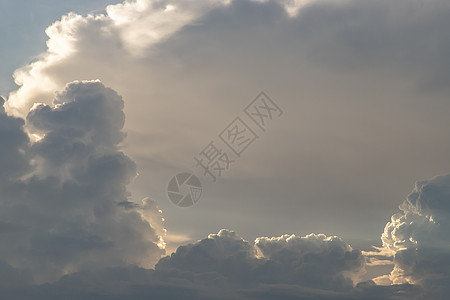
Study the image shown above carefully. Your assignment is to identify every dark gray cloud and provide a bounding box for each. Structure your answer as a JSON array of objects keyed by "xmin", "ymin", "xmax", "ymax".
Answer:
[
  {"xmin": 157, "ymin": 230, "xmax": 365, "ymax": 291},
  {"xmin": 156, "ymin": 230, "xmax": 260, "ymax": 284},
  {"xmin": 254, "ymin": 233, "xmax": 364, "ymax": 290},
  {"xmin": 0, "ymin": 230, "xmax": 421, "ymax": 299},
  {"xmin": 0, "ymin": 97, "xmax": 30, "ymax": 182},
  {"xmin": 0, "ymin": 272, "xmax": 421, "ymax": 300},
  {"xmin": 298, "ymin": 0, "xmax": 450, "ymax": 93},
  {"xmin": 0, "ymin": 81, "xmax": 165, "ymax": 284}
]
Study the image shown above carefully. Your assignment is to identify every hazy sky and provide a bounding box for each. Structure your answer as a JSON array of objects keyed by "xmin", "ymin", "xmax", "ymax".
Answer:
[{"xmin": 1, "ymin": 0, "xmax": 450, "ymax": 299}]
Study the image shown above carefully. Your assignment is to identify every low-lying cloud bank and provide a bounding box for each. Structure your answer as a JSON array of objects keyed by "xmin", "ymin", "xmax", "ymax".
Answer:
[{"xmin": 157, "ymin": 230, "xmax": 364, "ymax": 291}]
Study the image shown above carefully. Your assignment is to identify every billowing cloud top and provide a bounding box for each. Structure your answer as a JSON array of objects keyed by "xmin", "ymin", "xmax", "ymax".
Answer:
[
  {"xmin": 0, "ymin": 81, "xmax": 165, "ymax": 284},
  {"xmin": 381, "ymin": 174, "xmax": 450, "ymax": 297},
  {"xmin": 157, "ymin": 229, "xmax": 364, "ymax": 290}
]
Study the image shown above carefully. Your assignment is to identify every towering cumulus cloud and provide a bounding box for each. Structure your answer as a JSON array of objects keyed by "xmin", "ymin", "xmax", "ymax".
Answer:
[
  {"xmin": 381, "ymin": 174, "xmax": 450, "ymax": 297},
  {"xmin": 0, "ymin": 81, "xmax": 165, "ymax": 284}
]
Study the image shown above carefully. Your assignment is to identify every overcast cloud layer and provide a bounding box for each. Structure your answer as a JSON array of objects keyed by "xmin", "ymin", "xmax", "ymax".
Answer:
[
  {"xmin": 1, "ymin": 0, "xmax": 450, "ymax": 298},
  {"xmin": 4, "ymin": 0, "xmax": 450, "ymax": 244}
]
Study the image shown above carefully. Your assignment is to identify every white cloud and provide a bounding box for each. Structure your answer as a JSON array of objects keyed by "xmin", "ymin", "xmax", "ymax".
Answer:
[
  {"xmin": 5, "ymin": 0, "xmax": 233, "ymax": 116},
  {"xmin": 106, "ymin": 0, "xmax": 232, "ymax": 56}
]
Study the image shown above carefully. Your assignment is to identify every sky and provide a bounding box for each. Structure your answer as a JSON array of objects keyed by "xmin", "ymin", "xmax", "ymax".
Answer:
[{"xmin": 1, "ymin": 0, "xmax": 450, "ymax": 299}]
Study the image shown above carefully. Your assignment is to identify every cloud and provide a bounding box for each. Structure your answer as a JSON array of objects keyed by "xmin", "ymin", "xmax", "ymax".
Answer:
[
  {"xmin": 5, "ymin": 0, "xmax": 233, "ymax": 115},
  {"xmin": 255, "ymin": 233, "xmax": 365, "ymax": 290},
  {"xmin": 5, "ymin": 1, "xmax": 450, "ymax": 246},
  {"xmin": 8, "ymin": 0, "xmax": 450, "ymax": 115},
  {"xmin": 106, "ymin": 0, "xmax": 233, "ymax": 56},
  {"xmin": 0, "ymin": 80, "xmax": 430, "ymax": 297},
  {"xmin": 0, "ymin": 81, "xmax": 166, "ymax": 284},
  {"xmin": 157, "ymin": 229, "xmax": 365, "ymax": 291},
  {"xmin": 0, "ymin": 87, "xmax": 431, "ymax": 295},
  {"xmin": 379, "ymin": 174, "xmax": 450, "ymax": 297},
  {"xmin": 2, "ymin": 0, "xmax": 450, "ymax": 298},
  {"xmin": 0, "ymin": 229, "xmax": 421, "ymax": 299},
  {"xmin": 0, "ymin": 97, "xmax": 30, "ymax": 182}
]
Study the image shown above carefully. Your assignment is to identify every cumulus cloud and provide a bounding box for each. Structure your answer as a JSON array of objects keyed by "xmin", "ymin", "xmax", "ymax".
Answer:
[
  {"xmin": 255, "ymin": 233, "xmax": 365, "ymax": 290},
  {"xmin": 378, "ymin": 174, "xmax": 450, "ymax": 297},
  {"xmin": 0, "ymin": 81, "xmax": 165, "ymax": 284},
  {"xmin": 157, "ymin": 229, "xmax": 366, "ymax": 290},
  {"xmin": 5, "ymin": 0, "xmax": 232, "ymax": 115}
]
